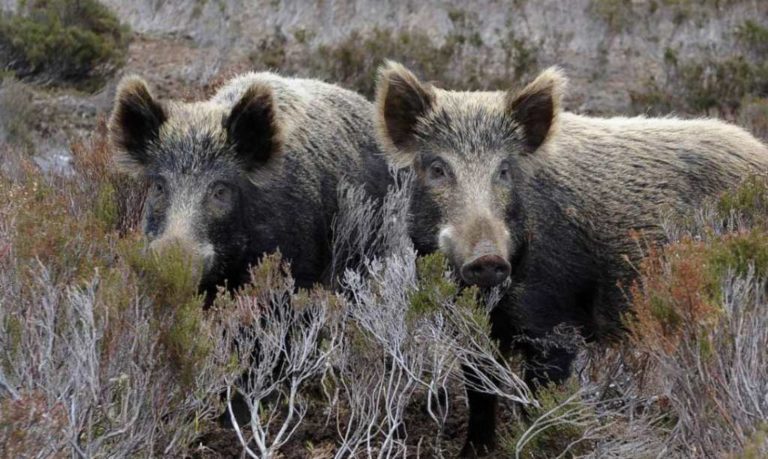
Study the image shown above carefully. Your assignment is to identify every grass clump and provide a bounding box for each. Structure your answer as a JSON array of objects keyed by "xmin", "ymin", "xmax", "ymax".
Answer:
[
  {"xmin": 249, "ymin": 17, "xmax": 537, "ymax": 98},
  {"xmin": 0, "ymin": 0, "xmax": 130, "ymax": 89}
]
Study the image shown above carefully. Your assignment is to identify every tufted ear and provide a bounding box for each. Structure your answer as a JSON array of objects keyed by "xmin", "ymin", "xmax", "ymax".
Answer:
[
  {"xmin": 375, "ymin": 61, "xmax": 436, "ymax": 167},
  {"xmin": 505, "ymin": 67, "xmax": 566, "ymax": 153},
  {"xmin": 224, "ymin": 83, "xmax": 283, "ymax": 172},
  {"xmin": 109, "ymin": 75, "xmax": 167, "ymax": 175}
]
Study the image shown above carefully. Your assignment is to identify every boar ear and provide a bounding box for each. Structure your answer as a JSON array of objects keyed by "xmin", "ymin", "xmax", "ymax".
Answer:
[
  {"xmin": 375, "ymin": 61, "xmax": 436, "ymax": 167},
  {"xmin": 225, "ymin": 83, "xmax": 283, "ymax": 172},
  {"xmin": 109, "ymin": 76, "xmax": 167, "ymax": 175},
  {"xmin": 505, "ymin": 67, "xmax": 566, "ymax": 153}
]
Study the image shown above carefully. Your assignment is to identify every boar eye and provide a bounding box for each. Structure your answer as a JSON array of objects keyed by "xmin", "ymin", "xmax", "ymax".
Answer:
[
  {"xmin": 148, "ymin": 179, "xmax": 166, "ymax": 201},
  {"xmin": 498, "ymin": 162, "xmax": 512, "ymax": 183},
  {"xmin": 427, "ymin": 159, "xmax": 450, "ymax": 184},
  {"xmin": 210, "ymin": 183, "xmax": 234, "ymax": 209}
]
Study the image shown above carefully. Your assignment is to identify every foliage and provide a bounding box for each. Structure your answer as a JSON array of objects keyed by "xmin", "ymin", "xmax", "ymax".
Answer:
[
  {"xmin": 248, "ymin": 22, "xmax": 537, "ymax": 97},
  {"xmin": 2, "ymin": 96, "xmax": 768, "ymax": 457},
  {"xmin": 0, "ymin": 0, "xmax": 130, "ymax": 89},
  {"xmin": 631, "ymin": 19, "xmax": 768, "ymax": 118}
]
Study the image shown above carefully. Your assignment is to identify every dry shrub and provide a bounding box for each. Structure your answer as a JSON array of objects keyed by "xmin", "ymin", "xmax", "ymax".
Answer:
[
  {"xmin": 0, "ymin": 135, "xmax": 227, "ymax": 456},
  {"xmin": 629, "ymin": 239, "xmax": 720, "ymax": 356},
  {"xmin": 596, "ymin": 177, "xmax": 768, "ymax": 457},
  {"xmin": 70, "ymin": 118, "xmax": 147, "ymax": 235},
  {"xmin": 0, "ymin": 392, "xmax": 68, "ymax": 458},
  {"xmin": 3, "ymin": 112, "xmax": 768, "ymax": 457},
  {"xmin": 493, "ymin": 177, "xmax": 768, "ymax": 458}
]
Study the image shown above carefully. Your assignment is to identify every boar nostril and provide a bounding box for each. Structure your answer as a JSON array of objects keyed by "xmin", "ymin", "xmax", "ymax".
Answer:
[{"xmin": 460, "ymin": 255, "xmax": 511, "ymax": 288}]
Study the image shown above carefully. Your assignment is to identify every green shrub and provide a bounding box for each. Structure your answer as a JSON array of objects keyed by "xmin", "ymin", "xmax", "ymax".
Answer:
[
  {"xmin": 631, "ymin": 56, "xmax": 768, "ymax": 116},
  {"xmin": 677, "ymin": 56, "xmax": 768, "ymax": 112},
  {"xmin": 248, "ymin": 22, "xmax": 531, "ymax": 97},
  {"xmin": 311, "ymin": 27, "xmax": 461, "ymax": 97},
  {"xmin": 717, "ymin": 175, "xmax": 768, "ymax": 223},
  {"xmin": 735, "ymin": 20, "xmax": 768, "ymax": 58},
  {"xmin": 0, "ymin": 0, "xmax": 130, "ymax": 89}
]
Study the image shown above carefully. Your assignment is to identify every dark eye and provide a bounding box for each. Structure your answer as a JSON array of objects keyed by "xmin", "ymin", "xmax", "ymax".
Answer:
[
  {"xmin": 427, "ymin": 159, "xmax": 450, "ymax": 184},
  {"xmin": 498, "ymin": 162, "xmax": 512, "ymax": 183},
  {"xmin": 149, "ymin": 179, "xmax": 166, "ymax": 200},
  {"xmin": 210, "ymin": 183, "xmax": 233, "ymax": 208}
]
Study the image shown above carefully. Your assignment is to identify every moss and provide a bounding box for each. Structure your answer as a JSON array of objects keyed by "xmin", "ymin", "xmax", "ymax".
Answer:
[{"xmin": 0, "ymin": 0, "xmax": 130, "ymax": 89}]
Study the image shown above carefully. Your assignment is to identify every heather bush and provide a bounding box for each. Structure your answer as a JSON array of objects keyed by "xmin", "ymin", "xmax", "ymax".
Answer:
[
  {"xmin": 0, "ymin": 128, "xmax": 224, "ymax": 456},
  {"xmin": 2, "ymin": 115, "xmax": 768, "ymax": 456}
]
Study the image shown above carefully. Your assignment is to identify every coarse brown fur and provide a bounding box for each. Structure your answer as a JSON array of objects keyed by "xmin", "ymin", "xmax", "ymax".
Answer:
[{"xmin": 375, "ymin": 61, "xmax": 768, "ymax": 457}]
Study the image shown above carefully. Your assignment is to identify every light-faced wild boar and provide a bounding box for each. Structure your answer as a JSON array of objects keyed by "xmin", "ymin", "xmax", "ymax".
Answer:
[
  {"xmin": 109, "ymin": 72, "xmax": 388, "ymax": 300},
  {"xmin": 374, "ymin": 61, "xmax": 768, "ymax": 457}
]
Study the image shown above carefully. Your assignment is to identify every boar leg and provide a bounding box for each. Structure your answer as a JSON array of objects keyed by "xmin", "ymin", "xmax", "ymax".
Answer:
[{"xmin": 460, "ymin": 363, "xmax": 498, "ymax": 458}]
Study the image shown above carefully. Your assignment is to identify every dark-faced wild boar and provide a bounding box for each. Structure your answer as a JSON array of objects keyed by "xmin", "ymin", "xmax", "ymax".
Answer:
[
  {"xmin": 109, "ymin": 72, "xmax": 388, "ymax": 299},
  {"xmin": 374, "ymin": 61, "xmax": 768, "ymax": 457}
]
